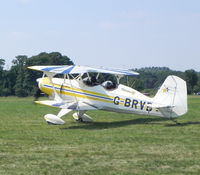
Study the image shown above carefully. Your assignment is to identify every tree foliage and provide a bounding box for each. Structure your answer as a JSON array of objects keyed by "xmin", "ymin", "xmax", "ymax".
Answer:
[
  {"xmin": 122, "ymin": 67, "xmax": 199, "ymax": 95},
  {"xmin": 0, "ymin": 59, "xmax": 5, "ymax": 69},
  {"xmin": 184, "ymin": 69, "xmax": 198, "ymax": 94},
  {"xmin": 0, "ymin": 52, "xmax": 74, "ymax": 97}
]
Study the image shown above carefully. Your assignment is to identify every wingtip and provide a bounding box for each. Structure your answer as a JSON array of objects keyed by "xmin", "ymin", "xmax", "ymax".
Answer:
[
  {"xmin": 27, "ymin": 66, "xmax": 34, "ymax": 70},
  {"xmin": 27, "ymin": 66, "xmax": 40, "ymax": 71}
]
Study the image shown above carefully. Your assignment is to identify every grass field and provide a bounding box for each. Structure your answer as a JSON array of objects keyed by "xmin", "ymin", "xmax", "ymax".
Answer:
[{"xmin": 0, "ymin": 96, "xmax": 200, "ymax": 175}]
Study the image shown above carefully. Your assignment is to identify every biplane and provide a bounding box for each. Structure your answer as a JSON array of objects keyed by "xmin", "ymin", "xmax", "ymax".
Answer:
[{"xmin": 28, "ymin": 65, "xmax": 188, "ymax": 125}]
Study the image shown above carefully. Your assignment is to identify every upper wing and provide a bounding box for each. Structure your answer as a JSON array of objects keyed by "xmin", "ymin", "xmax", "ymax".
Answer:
[{"xmin": 28, "ymin": 65, "xmax": 139, "ymax": 76}]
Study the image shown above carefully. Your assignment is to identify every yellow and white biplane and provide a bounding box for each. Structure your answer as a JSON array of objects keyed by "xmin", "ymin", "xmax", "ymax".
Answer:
[{"xmin": 28, "ymin": 65, "xmax": 187, "ymax": 125}]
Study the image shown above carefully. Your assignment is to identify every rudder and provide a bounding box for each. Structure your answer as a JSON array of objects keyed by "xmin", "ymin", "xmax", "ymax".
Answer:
[{"xmin": 153, "ymin": 75, "xmax": 187, "ymax": 118}]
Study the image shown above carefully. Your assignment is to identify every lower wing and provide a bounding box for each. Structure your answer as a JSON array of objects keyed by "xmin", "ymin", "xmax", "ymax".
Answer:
[{"xmin": 35, "ymin": 100, "xmax": 98, "ymax": 111}]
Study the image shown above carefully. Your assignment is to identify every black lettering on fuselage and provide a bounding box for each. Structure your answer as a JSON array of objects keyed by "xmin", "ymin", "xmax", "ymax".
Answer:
[
  {"xmin": 146, "ymin": 102, "xmax": 152, "ymax": 112},
  {"xmin": 124, "ymin": 98, "xmax": 131, "ymax": 107},
  {"xmin": 140, "ymin": 101, "xmax": 146, "ymax": 110},
  {"xmin": 132, "ymin": 100, "xmax": 138, "ymax": 109},
  {"xmin": 113, "ymin": 96, "xmax": 152, "ymax": 113},
  {"xmin": 114, "ymin": 96, "xmax": 120, "ymax": 105}
]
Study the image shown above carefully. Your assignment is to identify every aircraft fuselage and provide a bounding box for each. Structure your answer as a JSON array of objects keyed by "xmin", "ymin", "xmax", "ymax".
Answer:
[{"xmin": 39, "ymin": 77, "xmax": 164, "ymax": 117}]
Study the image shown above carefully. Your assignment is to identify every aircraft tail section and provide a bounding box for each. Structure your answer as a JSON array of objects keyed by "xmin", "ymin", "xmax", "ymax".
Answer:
[{"xmin": 153, "ymin": 75, "xmax": 187, "ymax": 118}]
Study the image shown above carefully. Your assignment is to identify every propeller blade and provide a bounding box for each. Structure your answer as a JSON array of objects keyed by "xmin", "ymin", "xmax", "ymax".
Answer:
[{"xmin": 34, "ymin": 88, "xmax": 42, "ymax": 101}]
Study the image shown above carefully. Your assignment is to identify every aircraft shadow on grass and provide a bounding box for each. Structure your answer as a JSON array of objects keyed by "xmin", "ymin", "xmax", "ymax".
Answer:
[
  {"xmin": 61, "ymin": 117, "xmax": 169, "ymax": 130},
  {"xmin": 61, "ymin": 117, "xmax": 200, "ymax": 130},
  {"xmin": 165, "ymin": 121, "xmax": 200, "ymax": 127}
]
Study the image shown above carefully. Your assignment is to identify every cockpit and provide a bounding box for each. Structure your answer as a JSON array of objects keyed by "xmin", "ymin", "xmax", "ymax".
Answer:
[
  {"xmin": 53, "ymin": 72, "xmax": 120, "ymax": 90},
  {"xmin": 82, "ymin": 73, "xmax": 118, "ymax": 90}
]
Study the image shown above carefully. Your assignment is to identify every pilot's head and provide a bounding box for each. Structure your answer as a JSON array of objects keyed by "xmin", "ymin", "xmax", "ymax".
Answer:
[{"xmin": 91, "ymin": 76, "xmax": 96, "ymax": 83}]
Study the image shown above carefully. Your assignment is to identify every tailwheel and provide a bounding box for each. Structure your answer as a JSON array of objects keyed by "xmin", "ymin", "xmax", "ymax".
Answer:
[{"xmin": 72, "ymin": 112, "xmax": 93, "ymax": 123}]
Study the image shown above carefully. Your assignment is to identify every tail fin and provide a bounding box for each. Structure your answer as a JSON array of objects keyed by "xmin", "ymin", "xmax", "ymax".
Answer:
[{"xmin": 153, "ymin": 75, "xmax": 187, "ymax": 118}]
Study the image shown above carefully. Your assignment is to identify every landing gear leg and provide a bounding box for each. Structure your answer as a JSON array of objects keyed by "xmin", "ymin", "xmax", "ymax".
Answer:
[{"xmin": 73, "ymin": 111, "xmax": 93, "ymax": 123}]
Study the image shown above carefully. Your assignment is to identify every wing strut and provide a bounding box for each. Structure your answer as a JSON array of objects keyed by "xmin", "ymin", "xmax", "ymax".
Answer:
[
  {"xmin": 45, "ymin": 72, "xmax": 62, "ymax": 102},
  {"xmin": 67, "ymin": 74, "xmax": 79, "ymax": 106}
]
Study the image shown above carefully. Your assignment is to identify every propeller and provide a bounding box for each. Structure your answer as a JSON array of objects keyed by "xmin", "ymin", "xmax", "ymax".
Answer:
[
  {"xmin": 34, "ymin": 88, "xmax": 42, "ymax": 101},
  {"xmin": 33, "ymin": 77, "xmax": 43, "ymax": 101}
]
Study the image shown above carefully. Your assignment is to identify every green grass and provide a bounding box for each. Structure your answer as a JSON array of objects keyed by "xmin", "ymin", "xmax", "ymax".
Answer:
[{"xmin": 0, "ymin": 96, "xmax": 200, "ymax": 175}]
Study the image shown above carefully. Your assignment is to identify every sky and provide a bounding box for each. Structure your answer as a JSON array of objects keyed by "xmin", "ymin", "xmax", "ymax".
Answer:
[{"xmin": 0, "ymin": 0, "xmax": 200, "ymax": 71}]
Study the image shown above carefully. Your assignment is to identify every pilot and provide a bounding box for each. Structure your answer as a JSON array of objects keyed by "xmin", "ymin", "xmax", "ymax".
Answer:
[
  {"xmin": 83, "ymin": 77, "xmax": 91, "ymax": 86},
  {"xmin": 91, "ymin": 76, "xmax": 98, "ymax": 86},
  {"xmin": 102, "ymin": 80, "xmax": 116, "ymax": 89},
  {"xmin": 83, "ymin": 76, "xmax": 98, "ymax": 86}
]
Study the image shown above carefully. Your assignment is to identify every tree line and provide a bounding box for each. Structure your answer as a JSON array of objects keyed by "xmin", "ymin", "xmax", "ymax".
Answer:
[
  {"xmin": 0, "ymin": 52, "xmax": 199, "ymax": 97},
  {"xmin": 130, "ymin": 67, "xmax": 200, "ymax": 95},
  {"xmin": 0, "ymin": 52, "xmax": 73, "ymax": 97}
]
